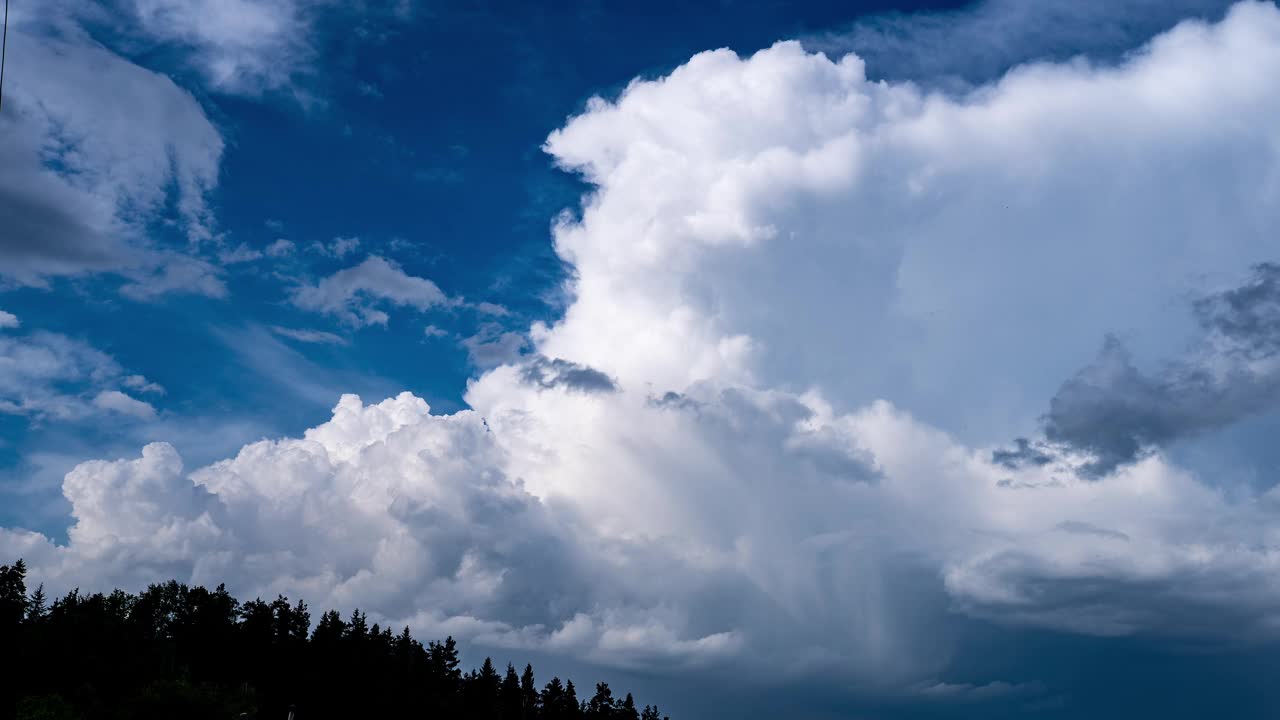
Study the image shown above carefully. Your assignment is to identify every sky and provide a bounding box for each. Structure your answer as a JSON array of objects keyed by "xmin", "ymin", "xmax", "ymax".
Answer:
[{"xmin": 2, "ymin": 0, "xmax": 1280, "ymax": 717}]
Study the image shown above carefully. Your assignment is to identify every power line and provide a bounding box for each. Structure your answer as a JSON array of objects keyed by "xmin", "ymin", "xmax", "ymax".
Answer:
[{"xmin": 0, "ymin": 0, "xmax": 9, "ymax": 114}]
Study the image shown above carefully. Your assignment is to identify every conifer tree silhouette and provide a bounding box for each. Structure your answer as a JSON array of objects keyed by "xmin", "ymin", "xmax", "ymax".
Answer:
[
  {"xmin": 620, "ymin": 692, "xmax": 640, "ymax": 720},
  {"xmin": 565, "ymin": 679, "xmax": 583, "ymax": 719},
  {"xmin": 0, "ymin": 559, "xmax": 27, "ymax": 628},
  {"xmin": 522, "ymin": 663, "xmax": 541, "ymax": 719},
  {"xmin": 0, "ymin": 558, "xmax": 673, "ymax": 720},
  {"xmin": 502, "ymin": 662, "xmax": 525, "ymax": 719},
  {"xmin": 24, "ymin": 584, "xmax": 45, "ymax": 622},
  {"xmin": 586, "ymin": 681, "xmax": 617, "ymax": 718},
  {"xmin": 542, "ymin": 676, "xmax": 567, "ymax": 720}
]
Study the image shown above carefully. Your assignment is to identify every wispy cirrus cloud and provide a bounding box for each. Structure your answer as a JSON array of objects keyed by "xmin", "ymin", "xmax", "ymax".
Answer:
[
  {"xmin": 0, "ymin": 331, "xmax": 161, "ymax": 422},
  {"xmin": 271, "ymin": 326, "xmax": 349, "ymax": 345}
]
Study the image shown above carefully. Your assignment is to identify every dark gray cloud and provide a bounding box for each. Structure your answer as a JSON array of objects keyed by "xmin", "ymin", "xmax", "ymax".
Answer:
[
  {"xmin": 1192, "ymin": 261, "xmax": 1280, "ymax": 354},
  {"xmin": 1043, "ymin": 335, "xmax": 1193, "ymax": 476},
  {"xmin": 520, "ymin": 356, "xmax": 617, "ymax": 394},
  {"xmin": 1022, "ymin": 263, "xmax": 1280, "ymax": 476},
  {"xmin": 992, "ymin": 437, "xmax": 1054, "ymax": 469},
  {"xmin": 0, "ymin": 167, "xmax": 128, "ymax": 284},
  {"xmin": 647, "ymin": 391, "xmax": 700, "ymax": 411},
  {"xmin": 951, "ymin": 548, "xmax": 1280, "ymax": 640}
]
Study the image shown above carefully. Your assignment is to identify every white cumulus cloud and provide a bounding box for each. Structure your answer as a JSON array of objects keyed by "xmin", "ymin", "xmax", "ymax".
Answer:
[
  {"xmin": 123, "ymin": 375, "xmax": 166, "ymax": 395},
  {"xmin": 292, "ymin": 256, "xmax": 451, "ymax": 327},
  {"xmin": 93, "ymin": 391, "xmax": 158, "ymax": 420}
]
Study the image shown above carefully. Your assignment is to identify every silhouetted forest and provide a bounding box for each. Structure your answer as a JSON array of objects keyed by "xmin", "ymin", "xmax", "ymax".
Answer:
[{"xmin": 0, "ymin": 560, "xmax": 669, "ymax": 720}]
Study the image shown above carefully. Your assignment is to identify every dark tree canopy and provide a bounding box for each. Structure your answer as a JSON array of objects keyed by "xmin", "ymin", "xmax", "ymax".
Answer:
[{"xmin": 0, "ymin": 559, "xmax": 670, "ymax": 720}]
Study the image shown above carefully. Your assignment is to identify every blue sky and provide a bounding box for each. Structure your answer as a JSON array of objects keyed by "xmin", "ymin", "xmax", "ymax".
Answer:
[{"xmin": 6, "ymin": 0, "xmax": 1280, "ymax": 717}]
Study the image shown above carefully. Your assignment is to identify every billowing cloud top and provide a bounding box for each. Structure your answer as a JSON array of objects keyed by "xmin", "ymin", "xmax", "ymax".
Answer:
[{"xmin": 6, "ymin": 0, "xmax": 1280, "ymax": 703}]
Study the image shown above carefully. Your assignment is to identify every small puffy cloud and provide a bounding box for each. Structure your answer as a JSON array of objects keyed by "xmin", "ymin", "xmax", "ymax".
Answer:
[
  {"xmin": 271, "ymin": 326, "xmax": 349, "ymax": 345},
  {"xmin": 0, "ymin": 312, "xmax": 19, "ymax": 330},
  {"xmin": 123, "ymin": 375, "xmax": 166, "ymax": 395},
  {"xmin": 265, "ymin": 239, "xmax": 296, "ymax": 257},
  {"xmin": 423, "ymin": 325, "xmax": 450, "ymax": 339},
  {"xmin": 332, "ymin": 237, "xmax": 361, "ymax": 258},
  {"xmin": 92, "ymin": 390, "xmax": 158, "ymax": 419},
  {"xmin": 217, "ymin": 243, "xmax": 264, "ymax": 264},
  {"xmin": 475, "ymin": 302, "xmax": 511, "ymax": 317},
  {"xmin": 311, "ymin": 236, "xmax": 362, "ymax": 259},
  {"xmin": 291, "ymin": 256, "xmax": 449, "ymax": 327}
]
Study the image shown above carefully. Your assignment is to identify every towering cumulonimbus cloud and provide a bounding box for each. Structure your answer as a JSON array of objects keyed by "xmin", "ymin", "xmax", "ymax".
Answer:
[{"xmin": 7, "ymin": 0, "xmax": 1280, "ymax": 690}]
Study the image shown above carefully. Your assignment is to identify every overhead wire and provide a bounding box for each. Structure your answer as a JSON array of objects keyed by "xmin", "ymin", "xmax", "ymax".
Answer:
[{"xmin": 0, "ymin": 0, "xmax": 9, "ymax": 114}]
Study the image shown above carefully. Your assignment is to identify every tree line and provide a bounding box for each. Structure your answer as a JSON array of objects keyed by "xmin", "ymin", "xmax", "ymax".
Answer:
[{"xmin": 0, "ymin": 559, "xmax": 670, "ymax": 720}]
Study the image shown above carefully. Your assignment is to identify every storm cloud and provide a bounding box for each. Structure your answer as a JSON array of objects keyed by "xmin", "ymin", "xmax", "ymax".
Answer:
[
  {"xmin": 1041, "ymin": 263, "xmax": 1280, "ymax": 475},
  {"xmin": 520, "ymin": 356, "xmax": 619, "ymax": 394}
]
